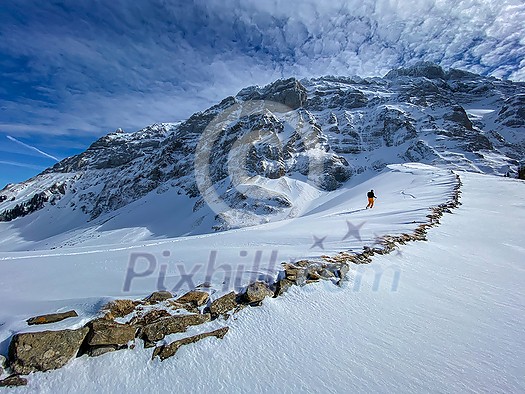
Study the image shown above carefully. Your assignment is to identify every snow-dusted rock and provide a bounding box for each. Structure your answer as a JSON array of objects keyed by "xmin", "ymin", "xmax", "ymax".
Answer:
[
  {"xmin": 138, "ymin": 314, "xmax": 211, "ymax": 345},
  {"xmin": 152, "ymin": 327, "xmax": 229, "ymax": 361},
  {"xmin": 85, "ymin": 319, "xmax": 136, "ymax": 347},
  {"xmin": 209, "ymin": 292, "xmax": 239, "ymax": 319},
  {"xmin": 174, "ymin": 291, "xmax": 210, "ymax": 307},
  {"xmin": 243, "ymin": 282, "xmax": 274, "ymax": 304},
  {"xmin": 143, "ymin": 291, "xmax": 173, "ymax": 304},
  {"xmin": 27, "ymin": 310, "xmax": 78, "ymax": 326},
  {"xmin": 9, "ymin": 327, "xmax": 89, "ymax": 374},
  {"xmin": 0, "ymin": 375, "xmax": 28, "ymax": 387}
]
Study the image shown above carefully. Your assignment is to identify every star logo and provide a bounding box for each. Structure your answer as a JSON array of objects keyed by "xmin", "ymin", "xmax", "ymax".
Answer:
[
  {"xmin": 310, "ymin": 235, "xmax": 326, "ymax": 250},
  {"xmin": 342, "ymin": 220, "xmax": 365, "ymax": 242}
]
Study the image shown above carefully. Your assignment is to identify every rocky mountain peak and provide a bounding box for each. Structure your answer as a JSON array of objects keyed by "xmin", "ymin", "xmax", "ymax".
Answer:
[
  {"xmin": 1, "ymin": 64, "xmax": 524, "ymax": 237},
  {"xmin": 385, "ymin": 62, "xmax": 446, "ymax": 80}
]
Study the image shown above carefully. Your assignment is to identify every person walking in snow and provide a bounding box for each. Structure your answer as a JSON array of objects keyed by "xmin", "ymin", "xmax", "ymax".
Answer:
[{"xmin": 366, "ymin": 189, "xmax": 376, "ymax": 209}]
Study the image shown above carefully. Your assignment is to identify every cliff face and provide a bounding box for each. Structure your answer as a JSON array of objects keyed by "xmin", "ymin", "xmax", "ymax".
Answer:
[{"xmin": 1, "ymin": 63, "xmax": 524, "ymax": 232}]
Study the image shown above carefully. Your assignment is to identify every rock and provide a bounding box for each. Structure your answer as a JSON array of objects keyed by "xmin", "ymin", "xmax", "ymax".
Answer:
[
  {"xmin": 144, "ymin": 291, "xmax": 173, "ymax": 304},
  {"xmin": 8, "ymin": 327, "xmax": 89, "ymax": 375},
  {"xmin": 319, "ymin": 268, "xmax": 336, "ymax": 279},
  {"xmin": 238, "ymin": 78, "xmax": 307, "ymax": 110},
  {"xmin": 0, "ymin": 375, "xmax": 28, "ymax": 387},
  {"xmin": 338, "ymin": 264, "xmax": 350, "ymax": 279},
  {"xmin": 518, "ymin": 163, "xmax": 525, "ymax": 180},
  {"xmin": 152, "ymin": 327, "xmax": 229, "ymax": 361},
  {"xmin": 244, "ymin": 282, "xmax": 274, "ymax": 304},
  {"xmin": 274, "ymin": 278, "xmax": 293, "ymax": 297},
  {"xmin": 168, "ymin": 301, "xmax": 200, "ymax": 314},
  {"xmin": 86, "ymin": 319, "xmax": 136, "ymax": 347},
  {"xmin": 27, "ymin": 310, "xmax": 78, "ymax": 325},
  {"xmin": 139, "ymin": 314, "xmax": 211, "ymax": 344},
  {"xmin": 130, "ymin": 309, "xmax": 171, "ymax": 327},
  {"xmin": 209, "ymin": 292, "xmax": 239, "ymax": 319},
  {"xmin": 87, "ymin": 346, "xmax": 118, "ymax": 357},
  {"xmin": 174, "ymin": 291, "xmax": 209, "ymax": 307},
  {"xmin": 103, "ymin": 299, "xmax": 139, "ymax": 318},
  {"xmin": 385, "ymin": 62, "xmax": 446, "ymax": 80},
  {"xmin": 444, "ymin": 106, "xmax": 473, "ymax": 130},
  {"xmin": 283, "ymin": 264, "xmax": 308, "ymax": 286}
]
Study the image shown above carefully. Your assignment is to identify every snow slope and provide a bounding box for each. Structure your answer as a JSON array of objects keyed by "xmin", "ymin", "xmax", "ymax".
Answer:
[
  {"xmin": 2, "ymin": 167, "xmax": 523, "ymax": 393},
  {"xmin": 0, "ymin": 164, "xmax": 455, "ymax": 352}
]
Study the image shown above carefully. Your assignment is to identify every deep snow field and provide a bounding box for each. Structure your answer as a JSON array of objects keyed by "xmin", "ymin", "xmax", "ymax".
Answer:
[{"xmin": 0, "ymin": 164, "xmax": 524, "ymax": 393}]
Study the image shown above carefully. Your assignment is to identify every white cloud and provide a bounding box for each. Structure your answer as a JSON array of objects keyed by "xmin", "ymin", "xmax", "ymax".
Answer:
[{"xmin": 0, "ymin": 0, "xmax": 523, "ymax": 140}]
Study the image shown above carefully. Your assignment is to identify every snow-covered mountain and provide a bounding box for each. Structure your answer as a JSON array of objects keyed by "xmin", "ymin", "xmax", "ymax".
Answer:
[{"xmin": 1, "ymin": 62, "xmax": 524, "ymax": 250}]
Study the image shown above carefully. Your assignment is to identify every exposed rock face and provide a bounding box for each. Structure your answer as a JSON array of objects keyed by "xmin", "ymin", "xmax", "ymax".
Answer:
[
  {"xmin": 209, "ymin": 292, "xmax": 239, "ymax": 319},
  {"xmin": 444, "ymin": 106, "xmax": 473, "ymax": 130},
  {"xmin": 518, "ymin": 163, "xmax": 525, "ymax": 180},
  {"xmin": 139, "ymin": 314, "xmax": 211, "ymax": 344},
  {"xmin": 237, "ymin": 78, "xmax": 307, "ymax": 110},
  {"xmin": 85, "ymin": 319, "xmax": 136, "ymax": 347},
  {"xmin": 8, "ymin": 327, "xmax": 89, "ymax": 375},
  {"xmin": 244, "ymin": 282, "xmax": 274, "ymax": 304},
  {"xmin": 27, "ymin": 310, "xmax": 78, "ymax": 325},
  {"xmin": 385, "ymin": 62, "xmax": 446, "ymax": 80},
  {"xmin": 152, "ymin": 327, "xmax": 229, "ymax": 361},
  {"xmin": 0, "ymin": 63, "xmax": 520, "ymax": 238}
]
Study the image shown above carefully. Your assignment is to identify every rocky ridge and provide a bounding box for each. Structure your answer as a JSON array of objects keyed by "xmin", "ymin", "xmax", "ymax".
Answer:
[{"xmin": 0, "ymin": 63, "xmax": 522, "ymax": 238}]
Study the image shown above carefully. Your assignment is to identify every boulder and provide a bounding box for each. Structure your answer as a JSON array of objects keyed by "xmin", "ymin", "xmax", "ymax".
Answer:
[
  {"xmin": 152, "ymin": 327, "xmax": 229, "ymax": 361},
  {"xmin": 103, "ymin": 299, "xmax": 139, "ymax": 318},
  {"xmin": 86, "ymin": 319, "xmax": 136, "ymax": 347},
  {"xmin": 8, "ymin": 327, "xmax": 89, "ymax": 375},
  {"xmin": 139, "ymin": 314, "xmax": 211, "ymax": 344},
  {"xmin": 209, "ymin": 292, "xmax": 239, "ymax": 319},
  {"xmin": 0, "ymin": 375, "xmax": 28, "ymax": 387},
  {"xmin": 130, "ymin": 309, "xmax": 171, "ymax": 327},
  {"xmin": 274, "ymin": 278, "xmax": 293, "ymax": 297},
  {"xmin": 244, "ymin": 282, "xmax": 273, "ymax": 304},
  {"xmin": 143, "ymin": 291, "xmax": 173, "ymax": 304},
  {"xmin": 27, "ymin": 310, "xmax": 78, "ymax": 325},
  {"xmin": 174, "ymin": 291, "xmax": 209, "ymax": 307},
  {"xmin": 283, "ymin": 264, "xmax": 308, "ymax": 286}
]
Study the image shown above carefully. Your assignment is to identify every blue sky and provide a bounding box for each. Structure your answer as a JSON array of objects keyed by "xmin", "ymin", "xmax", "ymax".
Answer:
[{"xmin": 1, "ymin": 0, "xmax": 524, "ymax": 188}]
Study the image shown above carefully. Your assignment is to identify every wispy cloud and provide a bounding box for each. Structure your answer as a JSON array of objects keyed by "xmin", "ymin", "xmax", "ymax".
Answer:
[
  {"xmin": 0, "ymin": 0, "xmax": 523, "ymax": 141},
  {"xmin": 0, "ymin": 160, "xmax": 44, "ymax": 171},
  {"xmin": 6, "ymin": 135, "xmax": 59, "ymax": 161}
]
